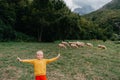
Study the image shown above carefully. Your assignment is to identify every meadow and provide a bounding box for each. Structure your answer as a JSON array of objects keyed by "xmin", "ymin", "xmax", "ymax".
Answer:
[{"xmin": 0, "ymin": 40, "xmax": 120, "ymax": 80}]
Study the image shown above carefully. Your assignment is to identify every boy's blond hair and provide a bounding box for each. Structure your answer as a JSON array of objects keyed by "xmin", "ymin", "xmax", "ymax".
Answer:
[{"xmin": 36, "ymin": 50, "xmax": 43, "ymax": 54}]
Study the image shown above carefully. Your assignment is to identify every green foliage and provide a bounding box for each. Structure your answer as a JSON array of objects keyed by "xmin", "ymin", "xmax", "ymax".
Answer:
[
  {"xmin": 0, "ymin": 19, "xmax": 15, "ymax": 41},
  {"xmin": 111, "ymin": 33, "xmax": 120, "ymax": 41},
  {"xmin": 14, "ymin": 0, "xmax": 82, "ymax": 42},
  {"xmin": 52, "ymin": 14, "xmax": 81, "ymax": 40},
  {"xmin": 0, "ymin": 0, "xmax": 119, "ymax": 42},
  {"xmin": 14, "ymin": 32, "xmax": 36, "ymax": 42},
  {"xmin": 0, "ymin": 0, "xmax": 16, "ymax": 26},
  {"xmin": 85, "ymin": 1, "xmax": 120, "ymax": 40}
]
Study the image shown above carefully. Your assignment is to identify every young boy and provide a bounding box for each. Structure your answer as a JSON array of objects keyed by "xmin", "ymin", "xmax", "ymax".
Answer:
[{"xmin": 17, "ymin": 50, "xmax": 60, "ymax": 80}]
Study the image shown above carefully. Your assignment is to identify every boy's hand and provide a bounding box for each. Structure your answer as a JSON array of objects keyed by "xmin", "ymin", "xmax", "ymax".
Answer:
[
  {"xmin": 57, "ymin": 54, "xmax": 60, "ymax": 58},
  {"xmin": 17, "ymin": 57, "xmax": 21, "ymax": 61}
]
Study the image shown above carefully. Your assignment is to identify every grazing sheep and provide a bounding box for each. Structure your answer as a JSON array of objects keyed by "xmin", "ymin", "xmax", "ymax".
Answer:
[
  {"xmin": 68, "ymin": 41, "xmax": 76, "ymax": 45},
  {"xmin": 58, "ymin": 43, "xmax": 67, "ymax": 49},
  {"xmin": 61, "ymin": 41, "xmax": 70, "ymax": 47},
  {"xmin": 76, "ymin": 41, "xmax": 85, "ymax": 47},
  {"xmin": 70, "ymin": 43, "xmax": 78, "ymax": 48},
  {"xmin": 86, "ymin": 43, "xmax": 93, "ymax": 47},
  {"xmin": 98, "ymin": 45, "xmax": 107, "ymax": 49}
]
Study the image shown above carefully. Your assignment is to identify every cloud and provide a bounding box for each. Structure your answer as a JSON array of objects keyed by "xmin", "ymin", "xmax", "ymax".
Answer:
[
  {"xmin": 64, "ymin": 0, "xmax": 112, "ymax": 11},
  {"xmin": 64, "ymin": 0, "xmax": 81, "ymax": 11}
]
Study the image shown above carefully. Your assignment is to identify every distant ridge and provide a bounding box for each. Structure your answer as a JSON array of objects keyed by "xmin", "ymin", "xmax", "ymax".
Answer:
[
  {"xmin": 73, "ymin": 5, "xmax": 94, "ymax": 15},
  {"xmin": 102, "ymin": 0, "xmax": 120, "ymax": 9}
]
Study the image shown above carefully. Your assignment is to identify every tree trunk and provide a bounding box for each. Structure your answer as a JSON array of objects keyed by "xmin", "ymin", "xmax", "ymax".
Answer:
[{"xmin": 37, "ymin": 26, "xmax": 43, "ymax": 42}]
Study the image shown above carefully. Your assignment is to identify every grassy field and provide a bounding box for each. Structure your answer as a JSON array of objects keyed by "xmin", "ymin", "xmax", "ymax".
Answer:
[{"xmin": 0, "ymin": 40, "xmax": 120, "ymax": 80}]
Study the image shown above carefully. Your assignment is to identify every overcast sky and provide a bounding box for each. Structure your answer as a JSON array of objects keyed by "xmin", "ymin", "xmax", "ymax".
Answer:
[{"xmin": 63, "ymin": 0, "xmax": 112, "ymax": 11}]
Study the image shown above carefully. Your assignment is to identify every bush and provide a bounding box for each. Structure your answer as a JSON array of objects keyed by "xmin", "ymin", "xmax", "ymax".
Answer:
[
  {"xmin": 14, "ymin": 32, "xmax": 36, "ymax": 42},
  {"xmin": 0, "ymin": 20, "xmax": 15, "ymax": 41},
  {"xmin": 111, "ymin": 33, "xmax": 120, "ymax": 41}
]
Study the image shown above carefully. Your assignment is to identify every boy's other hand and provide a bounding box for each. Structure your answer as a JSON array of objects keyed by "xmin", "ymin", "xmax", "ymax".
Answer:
[
  {"xmin": 17, "ymin": 57, "xmax": 21, "ymax": 61},
  {"xmin": 57, "ymin": 54, "xmax": 60, "ymax": 58}
]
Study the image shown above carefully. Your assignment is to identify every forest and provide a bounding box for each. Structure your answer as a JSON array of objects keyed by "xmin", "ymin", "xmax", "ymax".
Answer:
[{"xmin": 0, "ymin": 0, "xmax": 120, "ymax": 42}]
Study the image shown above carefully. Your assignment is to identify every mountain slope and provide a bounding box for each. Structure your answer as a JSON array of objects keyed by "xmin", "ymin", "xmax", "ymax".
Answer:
[
  {"xmin": 84, "ymin": 0, "xmax": 120, "ymax": 38},
  {"xmin": 85, "ymin": 0, "xmax": 120, "ymax": 20},
  {"xmin": 102, "ymin": 0, "xmax": 120, "ymax": 9}
]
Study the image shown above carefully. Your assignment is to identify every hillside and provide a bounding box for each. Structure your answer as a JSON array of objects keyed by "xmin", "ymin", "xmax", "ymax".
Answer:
[
  {"xmin": 84, "ymin": 0, "xmax": 120, "ymax": 39},
  {"xmin": 85, "ymin": 0, "xmax": 120, "ymax": 21},
  {"xmin": 102, "ymin": 0, "xmax": 120, "ymax": 9}
]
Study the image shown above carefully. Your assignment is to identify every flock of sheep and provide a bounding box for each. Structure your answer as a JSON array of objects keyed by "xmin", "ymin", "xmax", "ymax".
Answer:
[{"xmin": 58, "ymin": 41, "xmax": 107, "ymax": 49}]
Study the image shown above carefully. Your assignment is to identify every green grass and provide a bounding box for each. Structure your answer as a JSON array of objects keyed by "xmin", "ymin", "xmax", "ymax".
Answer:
[{"xmin": 0, "ymin": 40, "xmax": 120, "ymax": 80}]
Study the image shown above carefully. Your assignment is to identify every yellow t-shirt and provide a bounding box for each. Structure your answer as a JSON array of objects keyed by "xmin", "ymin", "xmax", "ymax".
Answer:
[{"xmin": 21, "ymin": 57, "xmax": 58, "ymax": 76}]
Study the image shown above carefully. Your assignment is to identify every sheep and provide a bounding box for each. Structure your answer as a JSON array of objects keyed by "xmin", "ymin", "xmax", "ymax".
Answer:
[
  {"xmin": 58, "ymin": 43, "xmax": 67, "ymax": 49},
  {"xmin": 70, "ymin": 43, "xmax": 79, "ymax": 48},
  {"xmin": 86, "ymin": 43, "xmax": 93, "ymax": 47},
  {"xmin": 76, "ymin": 41, "xmax": 85, "ymax": 47},
  {"xmin": 68, "ymin": 41, "xmax": 76, "ymax": 45},
  {"xmin": 61, "ymin": 41, "xmax": 70, "ymax": 47},
  {"xmin": 98, "ymin": 45, "xmax": 107, "ymax": 49}
]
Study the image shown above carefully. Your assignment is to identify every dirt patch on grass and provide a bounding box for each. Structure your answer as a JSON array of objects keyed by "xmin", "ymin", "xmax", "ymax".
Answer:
[
  {"xmin": 1, "ymin": 66, "xmax": 22, "ymax": 80},
  {"xmin": 47, "ymin": 69, "xmax": 66, "ymax": 80},
  {"xmin": 47, "ymin": 70, "xmax": 87, "ymax": 80},
  {"xmin": 0, "ymin": 53, "xmax": 3, "ymax": 57},
  {"xmin": 73, "ymin": 73, "xmax": 86, "ymax": 80}
]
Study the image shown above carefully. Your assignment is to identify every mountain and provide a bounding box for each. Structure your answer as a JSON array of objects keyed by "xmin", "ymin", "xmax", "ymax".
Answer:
[
  {"xmin": 84, "ymin": 0, "xmax": 120, "ymax": 40},
  {"xmin": 102, "ymin": 0, "xmax": 120, "ymax": 9},
  {"xmin": 85, "ymin": 0, "xmax": 120, "ymax": 21},
  {"xmin": 73, "ymin": 5, "xmax": 94, "ymax": 15}
]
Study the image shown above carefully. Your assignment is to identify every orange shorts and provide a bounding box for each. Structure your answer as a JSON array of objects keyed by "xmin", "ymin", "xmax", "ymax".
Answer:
[{"xmin": 35, "ymin": 75, "xmax": 47, "ymax": 80}]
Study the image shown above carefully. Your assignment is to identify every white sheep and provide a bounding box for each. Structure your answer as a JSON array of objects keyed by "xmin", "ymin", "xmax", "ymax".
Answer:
[
  {"xmin": 76, "ymin": 41, "xmax": 85, "ymax": 47},
  {"xmin": 58, "ymin": 43, "xmax": 67, "ymax": 49},
  {"xmin": 86, "ymin": 43, "xmax": 93, "ymax": 47},
  {"xmin": 70, "ymin": 43, "xmax": 78, "ymax": 48},
  {"xmin": 98, "ymin": 45, "xmax": 107, "ymax": 49},
  {"xmin": 68, "ymin": 41, "xmax": 76, "ymax": 45},
  {"xmin": 61, "ymin": 41, "xmax": 70, "ymax": 47}
]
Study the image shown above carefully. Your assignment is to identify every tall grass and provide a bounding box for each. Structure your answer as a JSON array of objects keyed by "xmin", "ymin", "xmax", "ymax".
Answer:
[{"xmin": 0, "ymin": 40, "xmax": 120, "ymax": 80}]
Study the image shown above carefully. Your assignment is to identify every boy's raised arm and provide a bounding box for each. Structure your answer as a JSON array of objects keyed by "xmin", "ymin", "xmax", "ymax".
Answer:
[
  {"xmin": 17, "ymin": 57, "xmax": 34, "ymax": 64},
  {"xmin": 46, "ymin": 54, "xmax": 60, "ymax": 64}
]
